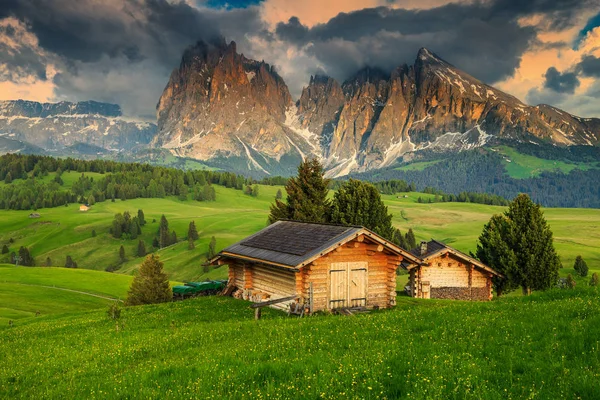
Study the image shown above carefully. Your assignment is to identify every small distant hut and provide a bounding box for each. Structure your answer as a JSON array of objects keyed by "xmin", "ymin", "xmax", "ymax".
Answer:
[
  {"xmin": 79, "ymin": 205, "xmax": 90, "ymax": 212},
  {"xmin": 403, "ymin": 240, "xmax": 502, "ymax": 301},
  {"xmin": 28, "ymin": 213, "xmax": 41, "ymax": 218},
  {"xmin": 211, "ymin": 220, "xmax": 422, "ymax": 313}
]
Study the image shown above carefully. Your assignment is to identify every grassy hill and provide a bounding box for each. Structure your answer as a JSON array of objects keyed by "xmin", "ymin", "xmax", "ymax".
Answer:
[
  {"xmin": 0, "ymin": 264, "xmax": 133, "ymax": 324},
  {"xmin": 0, "ymin": 186, "xmax": 598, "ymax": 285},
  {"xmin": 1, "ymin": 288, "xmax": 599, "ymax": 398}
]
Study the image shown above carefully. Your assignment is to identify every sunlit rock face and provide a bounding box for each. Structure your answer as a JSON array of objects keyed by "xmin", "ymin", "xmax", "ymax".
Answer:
[{"xmin": 155, "ymin": 43, "xmax": 600, "ymax": 176}]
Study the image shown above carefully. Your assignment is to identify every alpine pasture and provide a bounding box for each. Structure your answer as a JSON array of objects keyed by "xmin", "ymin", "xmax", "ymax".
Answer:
[{"xmin": 1, "ymin": 175, "xmax": 600, "ymax": 398}]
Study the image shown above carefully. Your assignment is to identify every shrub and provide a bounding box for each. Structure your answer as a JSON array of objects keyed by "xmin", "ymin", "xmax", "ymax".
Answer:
[
  {"xmin": 573, "ymin": 256, "xmax": 588, "ymax": 277},
  {"xmin": 566, "ymin": 274, "xmax": 576, "ymax": 289},
  {"xmin": 590, "ymin": 273, "xmax": 599, "ymax": 287},
  {"xmin": 107, "ymin": 302, "xmax": 122, "ymax": 320}
]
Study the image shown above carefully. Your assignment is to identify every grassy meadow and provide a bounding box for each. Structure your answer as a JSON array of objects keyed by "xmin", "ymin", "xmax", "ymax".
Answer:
[
  {"xmin": 1, "ymin": 288, "xmax": 600, "ymax": 399},
  {"xmin": 0, "ymin": 177, "xmax": 598, "ymax": 327},
  {"xmin": 0, "ymin": 264, "xmax": 132, "ymax": 324},
  {"xmin": 493, "ymin": 146, "xmax": 600, "ymax": 179},
  {"xmin": 0, "ymin": 184, "xmax": 598, "ymax": 284}
]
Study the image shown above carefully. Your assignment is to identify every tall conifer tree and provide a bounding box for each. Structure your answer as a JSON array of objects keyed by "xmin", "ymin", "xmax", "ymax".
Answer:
[
  {"xmin": 329, "ymin": 179, "xmax": 395, "ymax": 240},
  {"xmin": 268, "ymin": 158, "xmax": 330, "ymax": 224},
  {"xmin": 476, "ymin": 194, "xmax": 560, "ymax": 295},
  {"xmin": 125, "ymin": 254, "xmax": 172, "ymax": 306}
]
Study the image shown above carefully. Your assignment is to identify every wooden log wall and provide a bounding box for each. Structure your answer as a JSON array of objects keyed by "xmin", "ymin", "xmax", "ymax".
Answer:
[
  {"xmin": 301, "ymin": 237, "xmax": 400, "ymax": 312},
  {"xmin": 414, "ymin": 253, "xmax": 493, "ymax": 301}
]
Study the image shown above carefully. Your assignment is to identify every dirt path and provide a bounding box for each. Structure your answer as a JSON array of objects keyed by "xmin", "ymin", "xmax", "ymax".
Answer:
[{"xmin": 12, "ymin": 283, "xmax": 124, "ymax": 302}]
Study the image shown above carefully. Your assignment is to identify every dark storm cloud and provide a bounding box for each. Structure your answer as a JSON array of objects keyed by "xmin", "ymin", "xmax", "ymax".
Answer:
[
  {"xmin": 274, "ymin": 0, "xmax": 597, "ymax": 84},
  {"xmin": 0, "ymin": 0, "xmax": 264, "ymax": 117},
  {"xmin": 543, "ymin": 67, "xmax": 580, "ymax": 94},
  {"xmin": 577, "ymin": 55, "xmax": 600, "ymax": 78},
  {"xmin": 0, "ymin": 22, "xmax": 47, "ymax": 81},
  {"xmin": 0, "ymin": 0, "xmax": 255, "ymax": 67}
]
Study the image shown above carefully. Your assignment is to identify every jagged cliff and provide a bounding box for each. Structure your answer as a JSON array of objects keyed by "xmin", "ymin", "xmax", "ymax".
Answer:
[
  {"xmin": 155, "ymin": 39, "xmax": 317, "ymax": 175},
  {"xmin": 154, "ymin": 44, "xmax": 600, "ymax": 176}
]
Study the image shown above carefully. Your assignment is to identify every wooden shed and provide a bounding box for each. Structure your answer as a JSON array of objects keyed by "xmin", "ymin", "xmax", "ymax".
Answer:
[
  {"xmin": 79, "ymin": 205, "xmax": 90, "ymax": 212},
  {"xmin": 211, "ymin": 221, "xmax": 421, "ymax": 313},
  {"xmin": 404, "ymin": 240, "xmax": 502, "ymax": 301}
]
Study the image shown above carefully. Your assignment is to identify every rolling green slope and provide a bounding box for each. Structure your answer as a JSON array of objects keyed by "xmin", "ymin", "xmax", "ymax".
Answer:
[
  {"xmin": 492, "ymin": 146, "xmax": 600, "ymax": 179},
  {"xmin": 0, "ymin": 264, "xmax": 133, "ymax": 323},
  {"xmin": 0, "ymin": 187, "xmax": 598, "ymax": 285}
]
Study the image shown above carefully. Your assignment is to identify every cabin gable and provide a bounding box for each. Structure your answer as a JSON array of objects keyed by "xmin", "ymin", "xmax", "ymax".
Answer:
[{"xmin": 411, "ymin": 252, "xmax": 493, "ymax": 301}]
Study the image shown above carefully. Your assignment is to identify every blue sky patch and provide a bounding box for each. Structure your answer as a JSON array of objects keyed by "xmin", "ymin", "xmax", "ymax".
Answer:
[
  {"xmin": 203, "ymin": 0, "xmax": 264, "ymax": 9},
  {"xmin": 575, "ymin": 12, "xmax": 600, "ymax": 48}
]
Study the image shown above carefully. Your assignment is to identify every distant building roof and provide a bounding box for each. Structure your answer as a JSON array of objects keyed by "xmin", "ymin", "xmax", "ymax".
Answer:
[{"xmin": 213, "ymin": 220, "xmax": 422, "ymax": 270}]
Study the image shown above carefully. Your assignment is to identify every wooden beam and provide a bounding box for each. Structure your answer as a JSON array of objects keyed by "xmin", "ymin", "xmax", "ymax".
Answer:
[
  {"xmin": 366, "ymin": 244, "xmax": 384, "ymax": 252},
  {"xmin": 357, "ymin": 234, "xmax": 365, "ymax": 242},
  {"xmin": 250, "ymin": 295, "xmax": 299, "ymax": 308}
]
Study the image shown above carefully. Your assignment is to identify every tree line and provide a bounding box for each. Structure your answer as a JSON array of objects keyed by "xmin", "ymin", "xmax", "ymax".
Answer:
[
  {"xmin": 351, "ymin": 150, "xmax": 600, "ymax": 208},
  {"xmin": 0, "ymin": 154, "xmax": 255, "ymax": 210}
]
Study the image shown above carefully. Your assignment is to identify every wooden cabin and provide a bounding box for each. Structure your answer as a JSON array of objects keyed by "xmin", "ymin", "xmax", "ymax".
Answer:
[
  {"xmin": 211, "ymin": 221, "xmax": 422, "ymax": 313},
  {"xmin": 404, "ymin": 240, "xmax": 502, "ymax": 301},
  {"xmin": 79, "ymin": 205, "xmax": 90, "ymax": 212}
]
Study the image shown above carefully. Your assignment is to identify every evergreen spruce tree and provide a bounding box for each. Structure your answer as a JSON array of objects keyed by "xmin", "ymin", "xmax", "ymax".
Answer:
[
  {"xmin": 4, "ymin": 172, "xmax": 12, "ymax": 184},
  {"xmin": 158, "ymin": 215, "xmax": 170, "ymax": 248},
  {"xmin": 208, "ymin": 236, "xmax": 217, "ymax": 259},
  {"xmin": 65, "ymin": 255, "xmax": 75, "ymax": 268},
  {"xmin": 188, "ymin": 221, "xmax": 199, "ymax": 241},
  {"xmin": 476, "ymin": 194, "xmax": 561, "ymax": 295},
  {"xmin": 91, "ymin": 229, "xmax": 96, "ymax": 237},
  {"xmin": 170, "ymin": 230, "xmax": 177, "ymax": 245},
  {"xmin": 275, "ymin": 189, "xmax": 283, "ymax": 200},
  {"xmin": 119, "ymin": 245, "xmax": 126, "ymax": 262},
  {"xmin": 137, "ymin": 209, "xmax": 146, "ymax": 226},
  {"xmin": 506, "ymin": 194, "xmax": 561, "ymax": 294},
  {"xmin": 137, "ymin": 240, "xmax": 146, "ymax": 257},
  {"xmin": 45, "ymin": 257, "xmax": 52, "ymax": 267},
  {"xmin": 125, "ymin": 254, "xmax": 172, "ymax": 306},
  {"xmin": 573, "ymin": 255, "xmax": 588, "ymax": 277},
  {"xmin": 268, "ymin": 158, "xmax": 330, "ymax": 224},
  {"xmin": 18, "ymin": 246, "xmax": 33, "ymax": 266},
  {"xmin": 1, "ymin": 244, "xmax": 8, "ymax": 254},
  {"xmin": 475, "ymin": 215, "xmax": 519, "ymax": 296},
  {"xmin": 188, "ymin": 237, "xmax": 195, "ymax": 250},
  {"xmin": 405, "ymin": 228, "xmax": 417, "ymax": 250},
  {"xmin": 328, "ymin": 179, "xmax": 395, "ymax": 240}
]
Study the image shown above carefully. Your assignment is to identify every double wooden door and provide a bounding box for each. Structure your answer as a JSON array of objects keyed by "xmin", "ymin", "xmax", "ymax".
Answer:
[{"xmin": 329, "ymin": 262, "xmax": 368, "ymax": 309}]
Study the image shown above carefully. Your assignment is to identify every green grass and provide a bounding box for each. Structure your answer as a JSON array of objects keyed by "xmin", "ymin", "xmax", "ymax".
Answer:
[
  {"xmin": 492, "ymin": 146, "xmax": 599, "ymax": 179},
  {"xmin": 0, "ymin": 170, "xmax": 106, "ymax": 189},
  {"xmin": 0, "ymin": 187, "xmax": 598, "ymax": 285},
  {"xmin": 395, "ymin": 159, "xmax": 443, "ymax": 171},
  {"xmin": 1, "ymin": 288, "xmax": 600, "ymax": 398},
  {"xmin": 0, "ymin": 264, "xmax": 134, "ymax": 324}
]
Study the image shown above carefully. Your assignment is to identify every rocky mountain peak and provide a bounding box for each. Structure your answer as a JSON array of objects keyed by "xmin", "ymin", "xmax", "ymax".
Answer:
[
  {"xmin": 153, "ymin": 44, "xmax": 600, "ymax": 177},
  {"xmin": 154, "ymin": 37, "xmax": 313, "ymax": 175}
]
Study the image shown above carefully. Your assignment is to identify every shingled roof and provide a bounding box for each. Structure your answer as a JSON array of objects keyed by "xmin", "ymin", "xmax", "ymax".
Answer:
[{"xmin": 211, "ymin": 220, "xmax": 422, "ymax": 270}]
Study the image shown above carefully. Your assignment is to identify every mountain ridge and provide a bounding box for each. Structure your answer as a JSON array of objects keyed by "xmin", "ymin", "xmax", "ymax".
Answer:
[
  {"xmin": 0, "ymin": 99, "xmax": 157, "ymax": 156},
  {"xmin": 154, "ymin": 42, "xmax": 600, "ymax": 177}
]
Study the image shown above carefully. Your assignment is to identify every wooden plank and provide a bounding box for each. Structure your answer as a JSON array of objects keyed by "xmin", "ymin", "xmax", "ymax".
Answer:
[
  {"xmin": 329, "ymin": 262, "xmax": 348, "ymax": 308},
  {"xmin": 251, "ymin": 295, "xmax": 299, "ymax": 308}
]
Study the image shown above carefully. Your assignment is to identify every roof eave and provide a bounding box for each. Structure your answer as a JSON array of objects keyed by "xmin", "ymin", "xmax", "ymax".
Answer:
[{"xmin": 211, "ymin": 252, "xmax": 300, "ymax": 272}]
